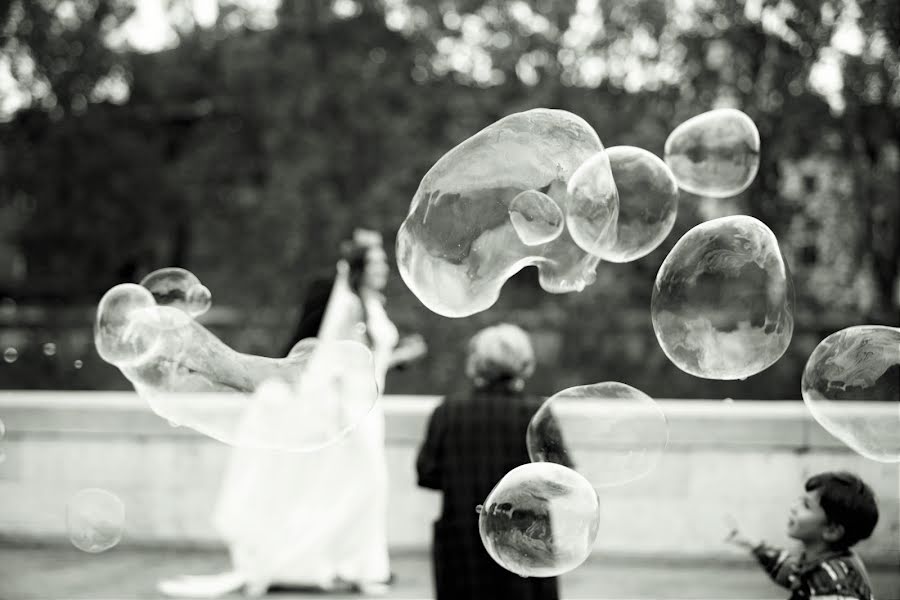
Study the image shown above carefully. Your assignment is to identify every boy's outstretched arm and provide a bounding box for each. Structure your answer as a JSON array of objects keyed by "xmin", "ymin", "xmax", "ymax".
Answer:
[{"xmin": 751, "ymin": 542, "xmax": 801, "ymax": 590}]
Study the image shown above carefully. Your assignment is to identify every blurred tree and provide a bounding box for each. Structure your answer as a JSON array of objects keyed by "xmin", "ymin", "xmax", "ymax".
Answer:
[{"xmin": 0, "ymin": 0, "xmax": 897, "ymax": 395}]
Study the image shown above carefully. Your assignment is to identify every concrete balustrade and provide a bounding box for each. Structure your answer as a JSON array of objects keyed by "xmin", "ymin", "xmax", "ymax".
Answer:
[{"xmin": 0, "ymin": 392, "xmax": 897, "ymax": 565}]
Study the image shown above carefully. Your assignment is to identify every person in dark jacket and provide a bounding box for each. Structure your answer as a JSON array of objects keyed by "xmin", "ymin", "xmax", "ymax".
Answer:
[{"xmin": 416, "ymin": 323, "xmax": 562, "ymax": 600}]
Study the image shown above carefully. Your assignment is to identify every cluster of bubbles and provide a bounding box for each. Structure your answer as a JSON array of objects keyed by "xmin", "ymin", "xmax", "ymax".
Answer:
[
  {"xmin": 801, "ymin": 326, "xmax": 900, "ymax": 463},
  {"xmin": 66, "ymin": 488, "xmax": 125, "ymax": 553},
  {"xmin": 477, "ymin": 381, "xmax": 668, "ymax": 577},
  {"xmin": 401, "ymin": 105, "xmax": 894, "ymax": 579},
  {"xmin": 396, "ymin": 107, "xmax": 759, "ymax": 318},
  {"xmin": 95, "ymin": 268, "xmax": 379, "ymax": 452}
]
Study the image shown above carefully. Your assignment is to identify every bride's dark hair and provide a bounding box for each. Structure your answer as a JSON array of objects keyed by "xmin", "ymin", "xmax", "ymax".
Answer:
[{"xmin": 339, "ymin": 228, "xmax": 383, "ymax": 348}]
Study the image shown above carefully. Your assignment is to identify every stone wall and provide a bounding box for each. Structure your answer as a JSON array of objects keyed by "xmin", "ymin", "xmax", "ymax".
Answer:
[{"xmin": 0, "ymin": 392, "xmax": 897, "ymax": 565}]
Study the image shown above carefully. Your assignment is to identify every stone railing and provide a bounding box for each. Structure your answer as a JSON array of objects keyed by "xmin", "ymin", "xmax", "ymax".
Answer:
[{"xmin": 0, "ymin": 392, "xmax": 897, "ymax": 565}]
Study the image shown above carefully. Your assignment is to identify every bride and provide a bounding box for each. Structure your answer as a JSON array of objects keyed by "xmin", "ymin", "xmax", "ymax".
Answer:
[{"xmin": 159, "ymin": 229, "xmax": 426, "ymax": 597}]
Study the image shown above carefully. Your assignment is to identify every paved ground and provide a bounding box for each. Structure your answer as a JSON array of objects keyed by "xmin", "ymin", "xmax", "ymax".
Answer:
[{"xmin": 1, "ymin": 545, "xmax": 898, "ymax": 600}]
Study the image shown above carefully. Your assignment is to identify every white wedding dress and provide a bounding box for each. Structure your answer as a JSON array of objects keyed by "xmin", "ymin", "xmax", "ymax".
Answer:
[{"xmin": 173, "ymin": 271, "xmax": 398, "ymax": 595}]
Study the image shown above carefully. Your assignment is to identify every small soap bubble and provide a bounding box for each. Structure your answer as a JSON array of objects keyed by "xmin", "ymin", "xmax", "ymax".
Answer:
[
  {"xmin": 396, "ymin": 108, "xmax": 605, "ymax": 317},
  {"xmin": 140, "ymin": 268, "xmax": 211, "ymax": 317},
  {"xmin": 3, "ymin": 348, "xmax": 17, "ymax": 363},
  {"xmin": 74, "ymin": 360, "xmax": 83, "ymax": 369},
  {"xmin": 801, "ymin": 326, "xmax": 900, "ymax": 463},
  {"xmin": 509, "ymin": 190, "xmax": 565, "ymax": 246},
  {"xmin": 479, "ymin": 462, "xmax": 600, "ymax": 578},
  {"xmin": 185, "ymin": 284, "xmax": 212, "ymax": 316},
  {"xmin": 565, "ymin": 151, "xmax": 620, "ymax": 257},
  {"xmin": 595, "ymin": 146, "xmax": 679, "ymax": 263},
  {"xmin": 664, "ymin": 108, "xmax": 760, "ymax": 198},
  {"xmin": 94, "ymin": 284, "xmax": 164, "ymax": 367},
  {"xmin": 66, "ymin": 488, "xmax": 125, "ymax": 553},
  {"xmin": 43, "ymin": 342, "xmax": 57, "ymax": 357},
  {"xmin": 651, "ymin": 215, "xmax": 794, "ymax": 380},
  {"xmin": 528, "ymin": 382, "xmax": 668, "ymax": 488}
]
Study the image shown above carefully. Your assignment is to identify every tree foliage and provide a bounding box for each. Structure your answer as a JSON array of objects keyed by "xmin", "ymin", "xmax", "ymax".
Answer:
[{"xmin": 1, "ymin": 0, "xmax": 897, "ymax": 396}]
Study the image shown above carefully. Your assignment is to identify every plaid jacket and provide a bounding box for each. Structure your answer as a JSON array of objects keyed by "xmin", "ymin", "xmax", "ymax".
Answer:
[
  {"xmin": 416, "ymin": 386, "xmax": 560, "ymax": 600},
  {"xmin": 753, "ymin": 542, "xmax": 875, "ymax": 600}
]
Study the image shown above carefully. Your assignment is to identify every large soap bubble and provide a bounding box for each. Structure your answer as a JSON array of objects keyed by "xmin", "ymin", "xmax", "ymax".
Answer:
[
  {"xmin": 594, "ymin": 146, "xmax": 678, "ymax": 263},
  {"xmin": 651, "ymin": 215, "xmax": 794, "ymax": 380},
  {"xmin": 66, "ymin": 488, "xmax": 125, "ymax": 553},
  {"xmin": 801, "ymin": 326, "xmax": 900, "ymax": 463},
  {"xmin": 527, "ymin": 382, "xmax": 668, "ymax": 488},
  {"xmin": 664, "ymin": 108, "xmax": 760, "ymax": 198},
  {"xmin": 95, "ymin": 272, "xmax": 379, "ymax": 452},
  {"xmin": 140, "ymin": 267, "xmax": 212, "ymax": 317},
  {"xmin": 478, "ymin": 462, "xmax": 600, "ymax": 577},
  {"xmin": 397, "ymin": 109, "xmax": 616, "ymax": 317}
]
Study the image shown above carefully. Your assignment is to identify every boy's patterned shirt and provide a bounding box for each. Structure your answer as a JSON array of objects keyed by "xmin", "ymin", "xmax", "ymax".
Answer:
[{"xmin": 752, "ymin": 542, "xmax": 875, "ymax": 600}]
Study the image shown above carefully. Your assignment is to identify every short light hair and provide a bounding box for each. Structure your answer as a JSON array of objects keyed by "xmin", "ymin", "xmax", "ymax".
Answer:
[{"xmin": 465, "ymin": 324, "xmax": 535, "ymax": 385}]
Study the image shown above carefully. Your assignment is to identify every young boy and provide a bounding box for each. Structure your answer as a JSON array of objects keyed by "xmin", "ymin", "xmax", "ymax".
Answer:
[{"xmin": 727, "ymin": 471, "xmax": 879, "ymax": 600}]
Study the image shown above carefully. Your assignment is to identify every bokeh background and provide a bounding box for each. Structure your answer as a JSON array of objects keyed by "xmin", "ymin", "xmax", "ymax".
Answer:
[{"xmin": 1, "ymin": 0, "xmax": 898, "ymax": 400}]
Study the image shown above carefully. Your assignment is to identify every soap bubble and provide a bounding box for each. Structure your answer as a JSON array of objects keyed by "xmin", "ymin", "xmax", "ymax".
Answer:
[
  {"xmin": 136, "ymin": 339, "xmax": 378, "ymax": 452},
  {"xmin": 651, "ymin": 215, "xmax": 794, "ymax": 380},
  {"xmin": 594, "ymin": 146, "xmax": 678, "ymax": 263},
  {"xmin": 94, "ymin": 284, "xmax": 165, "ymax": 367},
  {"xmin": 478, "ymin": 462, "xmax": 600, "ymax": 577},
  {"xmin": 527, "ymin": 382, "xmax": 668, "ymax": 488},
  {"xmin": 96, "ymin": 278, "xmax": 379, "ymax": 452},
  {"xmin": 0, "ymin": 417, "xmax": 5, "ymax": 438},
  {"xmin": 664, "ymin": 108, "xmax": 760, "ymax": 198},
  {"xmin": 801, "ymin": 326, "xmax": 900, "ymax": 462},
  {"xmin": 3, "ymin": 348, "xmax": 17, "ymax": 363},
  {"xmin": 66, "ymin": 488, "xmax": 125, "ymax": 553},
  {"xmin": 139, "ymin": 267, "xmax": 212, "ymax": 317},
  {"xmin": 509, "ymin": 190, "xmax": 565, "ymax": 246},
  {"xmin": 74, "ymin": 359, "xmax": 83, "ymax": 369},
  {"xmin": 185, "ymin": 284, "xmax": 212, "ymax": 316},
  {"xmin": 564, "ymin": 152, "xmax": 619, "ymax": 257},
  {"xmin": 397, "ymin": 108, "xmax": 608, "ymax": 318},
  {"xmin": 43, "ymin": 342, "xmax": 57, "ymax": 357}
]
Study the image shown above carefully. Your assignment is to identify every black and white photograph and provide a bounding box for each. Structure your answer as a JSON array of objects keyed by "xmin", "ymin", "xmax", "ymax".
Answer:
[{"xmin": 0, "ymin": 0, "xmax": 898, "ymax": 598}]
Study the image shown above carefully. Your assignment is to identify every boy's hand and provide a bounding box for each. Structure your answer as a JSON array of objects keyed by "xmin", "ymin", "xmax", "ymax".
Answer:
[{"xmin": 723, "ymin": 514, "xmax": 757, "ymax": 550}]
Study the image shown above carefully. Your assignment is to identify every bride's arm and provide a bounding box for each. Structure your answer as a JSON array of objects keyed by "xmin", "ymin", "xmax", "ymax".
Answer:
[{"xmin": 388, "ymin": 333, "xmax": 427, "ymax": 369}]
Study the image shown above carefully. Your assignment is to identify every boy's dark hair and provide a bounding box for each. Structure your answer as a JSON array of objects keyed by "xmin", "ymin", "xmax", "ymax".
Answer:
[{"xmin": 806, "ymin": 471, "xmax": 879, "ymax": 548}]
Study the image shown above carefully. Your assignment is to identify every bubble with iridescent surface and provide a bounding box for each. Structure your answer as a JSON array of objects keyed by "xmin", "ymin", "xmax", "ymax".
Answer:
[
  {"xmin": 527, "ymin": 382, "xmax": 668, "ymax": 488},
  {"xmin": 664, "ymin": 108, "xmax": 760, "ymax": 198},
  {"xmin": 3, "ymin": 348, "xmax": 18, "ymax": 363},
  {"xmin": 66, "ymin": 488, "xmax": 125, "ymax": 553},
  {"xmin": 595, "ymin": 146, "xmax": 678, "ymax": 263},
  {"xmin": 801, "ymin": 326, "xmax": 900, "ymax": 463},
  {"xmin": 478, "ymin": 462, "xmax": 600, "ymax": 577},
  {"xmin": 651, "ymin": 215, "xmax": 794, "ymax": 380},
  {"xmin": 397, "ymin": 109, "xmax": 619, "ymax": 317},
  {"xmin": 95, "ymin": 268, "xmax": 379, "ymax": 451}
]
